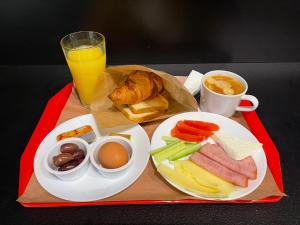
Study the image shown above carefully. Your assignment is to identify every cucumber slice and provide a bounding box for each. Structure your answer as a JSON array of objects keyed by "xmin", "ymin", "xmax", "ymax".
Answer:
[
  {"xmin": 162, "ymin": 136, "xmax": 180, "ymax": 143},
  {"xmin": 162, "ymin": 136, "xmax": 198, "ymax": 145},
  {"xmin": 154, "ymin": 142, "xmax": 186, "ymax": 163},
  {"xmin": 150, "ymin": 141, "xmax": 180, "ymax": 156},
  {"xmin": 168, "ymin": 143, "xmax": 201, "ymax": 161},
  {"xmin": 184, "ymin": 142, "xmax": 199, "ymax": 147}
]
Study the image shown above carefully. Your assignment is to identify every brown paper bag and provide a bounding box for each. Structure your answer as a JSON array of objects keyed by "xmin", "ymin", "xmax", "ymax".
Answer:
[{"xmin": 90, "ymin": 65, "xmax": 199, "ymax": 128}]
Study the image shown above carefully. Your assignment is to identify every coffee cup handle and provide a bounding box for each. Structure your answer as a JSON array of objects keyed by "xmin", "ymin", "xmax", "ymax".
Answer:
[{"xmin": 236, "ymin": 95, "xmax": 259, "ymax": 112}]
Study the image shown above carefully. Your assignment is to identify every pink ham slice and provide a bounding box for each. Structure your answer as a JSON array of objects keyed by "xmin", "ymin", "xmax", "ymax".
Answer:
[
  {"xmin": 191, "ymin": 152, "xmax": 248, "ymax": 187},
  {"xmin": 200, "ymin": 143, "xmax": 257, "ymax": 179}
]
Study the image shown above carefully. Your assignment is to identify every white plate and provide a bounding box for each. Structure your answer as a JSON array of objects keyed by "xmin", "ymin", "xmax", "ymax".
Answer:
[
  {"xmin": 151, "ymin": 112, "xmax": 267, "ymax": 201},
  {"xmin": 34, "ymin": 114, "xmax": 150, "ymax": 202}
]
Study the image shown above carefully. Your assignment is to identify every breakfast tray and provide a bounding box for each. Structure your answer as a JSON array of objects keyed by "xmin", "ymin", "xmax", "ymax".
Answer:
[{"xmin": 18, "ymin": 80, "xmax": 284, "ymax": 207}]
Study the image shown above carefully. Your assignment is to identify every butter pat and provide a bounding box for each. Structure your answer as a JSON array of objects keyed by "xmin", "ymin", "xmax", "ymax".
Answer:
[
  {"xmin": 212, "ymin": 132, "xmax": 262, "ymax": 160},
  {"xmin": 183, "ymin": 70, "xmax": 203, "ymax": 96}
]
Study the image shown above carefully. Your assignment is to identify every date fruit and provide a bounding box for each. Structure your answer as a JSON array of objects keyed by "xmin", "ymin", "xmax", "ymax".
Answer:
[
  {"xmin": 52, "ymin": 142, "xmax": 86, "ymax": 171},
  {"xmin": 53, "ymin": 153, "xmax": 74, "ymax": 167},
  {"xmin": 72, "ymin": 149, "xmax": 85, "ymax": 161},
  {"xmin": 58, "ymin": 160, "xmax": 80, "ymax": 171},
  {"xmin": 60, "ymin": 143, "xmax": 79, "ymax": 154}
]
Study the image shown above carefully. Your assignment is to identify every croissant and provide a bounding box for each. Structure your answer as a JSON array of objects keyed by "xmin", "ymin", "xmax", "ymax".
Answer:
[{"xmin": 109, "ymin": 71, "xmax": 163, "ymax": 105}]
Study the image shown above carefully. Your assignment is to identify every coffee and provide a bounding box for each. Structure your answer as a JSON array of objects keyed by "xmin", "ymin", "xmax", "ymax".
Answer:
[
  {"xmin": 204, "ymin": 75, "xmax": 244, "ymax": 95},
  {"xmin": 199, "ymin": 70, "xmax": 258, "ymax": 117}
]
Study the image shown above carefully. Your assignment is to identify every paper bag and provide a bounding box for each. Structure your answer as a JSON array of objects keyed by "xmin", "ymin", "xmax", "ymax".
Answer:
[{"xmin": 90, "ymin": 65, "xmax": 198, "ymax": 128}]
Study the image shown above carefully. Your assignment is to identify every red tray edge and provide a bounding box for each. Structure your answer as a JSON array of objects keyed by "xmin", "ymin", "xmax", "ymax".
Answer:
[
  {"xmin": 18, "ymin": 83, "xmax": 73, "ymax": 196},
  {"xmin": 240, "ymin": 101, "xmax": 284, "ymax": 192},
  {"xmin": 18, "ymin": 83, "xmax": 284, "ymax": 207},
  {"xmin": 19, "ymin": 195, "xmax": 283, "ymax": 208}
]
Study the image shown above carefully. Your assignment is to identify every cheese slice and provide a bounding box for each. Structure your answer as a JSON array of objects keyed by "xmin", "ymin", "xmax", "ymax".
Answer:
[{"xmin": 212, "ymin": 132, "xmax": 262, "ymax": 160}]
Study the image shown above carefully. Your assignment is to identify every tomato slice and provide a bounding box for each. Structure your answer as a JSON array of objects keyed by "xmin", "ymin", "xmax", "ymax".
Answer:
[
  {"xmin": 171, "ymin": 127, "xmax": 207, "ymax": 142},
  {"xmin": 176, "ymin": 121, "xmax": 213, "ymax": 137},
  {"xmin": 183, "ymin": 120, "xmax": 219, "ymax": 131}
]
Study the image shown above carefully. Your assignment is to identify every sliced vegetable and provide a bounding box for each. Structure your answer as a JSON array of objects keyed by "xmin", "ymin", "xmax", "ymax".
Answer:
[
  {"xmin": 154, "ymin": 142, "xmax": 186, "ymax": 163},
  {"xmin": 184, "ymin": 142, "xmax": 198, "ymax": 148},
  {"xmin": 168, "ymin": 143, "xmax": 201, "ymax": 161},
  {"xmin": 150, "ymin": 141, "xmax": 180, "ymax": 156},
  {"xmin": 162, "ymin": 136, "xmax": 180, "ymax": 143},
  {"xmin": 176, "ymin": 121, "xmax": 213, "ymax": 137},
  {"xmin": 171, "ymin": 127, "xmax": 208, "ymax": 142},
  {"xmin": 162, "ymin": 136, "xmax": 198, "ymax": 145},
  {"xmin": 184, "ymin": 120, "xmax": 220, "ymax": 131}
]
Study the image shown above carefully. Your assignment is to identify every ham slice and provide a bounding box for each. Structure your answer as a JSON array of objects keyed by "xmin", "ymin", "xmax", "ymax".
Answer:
[
  {"xmin": 200, "ymin": 143, "xmax": 257, "ymax": 179},
  {"xmin": 191, "ymin": 152, "xmax": 248, "ymax": 187}
]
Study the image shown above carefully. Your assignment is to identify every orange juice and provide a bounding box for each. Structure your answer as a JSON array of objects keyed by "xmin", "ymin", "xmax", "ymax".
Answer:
[{"xmin": 66, "ymin": 45, "xmax": 106, "ymax": 105}]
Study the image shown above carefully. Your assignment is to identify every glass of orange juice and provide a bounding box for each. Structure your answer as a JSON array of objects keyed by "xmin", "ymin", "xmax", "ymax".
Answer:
[{"xmin": 60, "ymin": 31, "xmax": 106, "ymax": 106}]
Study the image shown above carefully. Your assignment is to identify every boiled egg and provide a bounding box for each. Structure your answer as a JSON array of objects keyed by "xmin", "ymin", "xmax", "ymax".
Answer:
[{"xmin": 98, "ymin": 142, "xmax": 129, "ymax": 169}]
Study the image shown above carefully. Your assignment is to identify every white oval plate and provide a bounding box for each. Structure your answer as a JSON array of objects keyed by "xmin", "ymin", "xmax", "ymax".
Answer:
[
  {"xmin": 34, "ymin": 114, "xmax": 150, "ymax": 202},
  {"xmin": 151, "ymin": 112, "xmax": 267, "ymax": 201}
]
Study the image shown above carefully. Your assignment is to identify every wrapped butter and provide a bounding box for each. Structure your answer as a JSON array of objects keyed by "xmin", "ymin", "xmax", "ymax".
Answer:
[{"xmin": 56, "ymin": 125, "xmax": 96, "ymax": 143}]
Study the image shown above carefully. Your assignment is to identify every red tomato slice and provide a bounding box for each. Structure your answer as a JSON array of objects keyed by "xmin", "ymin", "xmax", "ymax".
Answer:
[
  {"xmin": 183, "ymin": 120, "xmax": 219, "ymax": 131},
  {"xmin": 171, "ymin": 127, "xmax": 207, "ymax": 142},
  {"xmin": 176, "ymin": 121, "xmax": 213, "ymax": 137}
]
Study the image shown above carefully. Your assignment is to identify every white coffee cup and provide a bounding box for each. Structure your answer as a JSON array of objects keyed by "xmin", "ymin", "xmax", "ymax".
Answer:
[{"xmin": 184, "ymin": 70, "xmax": 259, "ymax": 117}]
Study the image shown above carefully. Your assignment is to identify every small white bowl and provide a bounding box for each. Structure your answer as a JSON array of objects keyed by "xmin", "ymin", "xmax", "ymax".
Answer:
[
  {"xmin": 44, "ymin": 137, "xmax": 90, "ymax": 181},
  {"xmin": 90, "ymin": 136, "xmax": 134, "ymax": 178}
]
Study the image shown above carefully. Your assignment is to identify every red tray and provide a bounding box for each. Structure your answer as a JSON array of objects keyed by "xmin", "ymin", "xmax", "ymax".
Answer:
[{"xmin": 18, "ymin": 83, "xmax": 284, "ymax": 207}]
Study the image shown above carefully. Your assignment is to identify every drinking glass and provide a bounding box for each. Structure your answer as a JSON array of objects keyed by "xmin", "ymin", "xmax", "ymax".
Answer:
[{"xmin": 61, "ymin": 31, "xmax": 106, "ymax": 106}]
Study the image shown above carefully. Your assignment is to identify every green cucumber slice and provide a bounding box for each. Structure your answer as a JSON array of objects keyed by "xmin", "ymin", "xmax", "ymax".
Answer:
[
  {"xmin": 150, "ymin": 141, "xmax": 180, "ymax": 156},
  {"xmin": 154, "ymin": 142, "xmax": 186, "ymax": 163},
  {"xmin": 168, "ymin": 143, "xmax": 201, "ymax": 161}
]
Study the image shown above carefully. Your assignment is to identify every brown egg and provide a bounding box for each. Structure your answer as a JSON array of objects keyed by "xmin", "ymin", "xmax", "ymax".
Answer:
[{"xmin": 98, "ymin": 142, "xmax": 129, "ymax": 169}]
